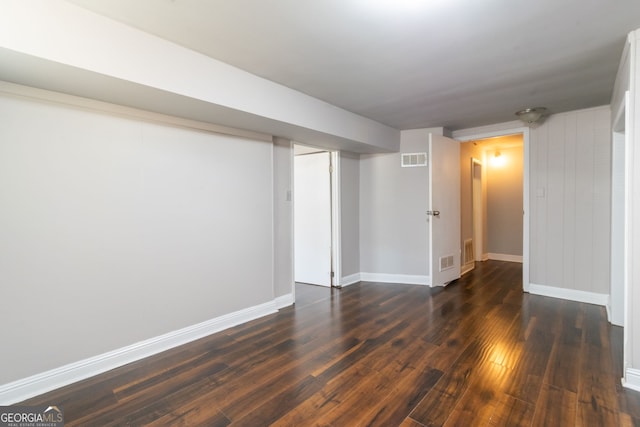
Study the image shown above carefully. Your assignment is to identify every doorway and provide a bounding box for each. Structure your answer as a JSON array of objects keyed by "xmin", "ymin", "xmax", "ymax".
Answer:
[
  {"xmin": 293, "ymin": 144, "xmax": 340, "ymax": 287},
  {"xmin": 457, "ymin": 130, "xmax": 529, "ymax": 290}
]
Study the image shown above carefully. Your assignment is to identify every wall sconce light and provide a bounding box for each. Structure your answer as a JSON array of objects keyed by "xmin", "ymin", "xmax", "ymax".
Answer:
[
  {"xmin": 490, "ymin": 149, "xmax": 506, "ymax": 167},
  {"xmin": 515, "ymin": 107, "xmax": 548, "ymax": 124}
]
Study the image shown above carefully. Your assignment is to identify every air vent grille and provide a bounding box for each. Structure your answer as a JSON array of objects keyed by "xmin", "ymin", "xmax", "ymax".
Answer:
[
  {"xmin": 463, "ymin": 239, "xmax": 474, "ymax": 265},
  {"xmin": 401, "ymin": 152, "xmax": 427, "ymax": 167},
  {"xmin": 439, "ymin": 255, "xmax": 454, "ymax": 272}
]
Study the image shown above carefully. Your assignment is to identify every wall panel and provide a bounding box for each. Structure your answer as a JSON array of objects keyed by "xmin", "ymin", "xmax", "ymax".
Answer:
[{"xmin": 529, "ymin": 106, "xmax": 611, "ymax": 294}]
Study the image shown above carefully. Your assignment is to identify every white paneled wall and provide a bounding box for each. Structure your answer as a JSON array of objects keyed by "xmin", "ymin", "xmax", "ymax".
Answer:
[{"xmin": 529, "ymin": 106, "xmax": 611, "ymax": 296}]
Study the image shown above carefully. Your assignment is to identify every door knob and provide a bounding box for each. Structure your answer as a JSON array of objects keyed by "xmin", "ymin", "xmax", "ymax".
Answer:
[{"xmin": 426, "ymin": 210, "xmax": 440, "ymax": 217}]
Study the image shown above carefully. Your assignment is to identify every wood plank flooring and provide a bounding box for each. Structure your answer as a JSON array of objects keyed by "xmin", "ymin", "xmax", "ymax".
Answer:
[{"xmin": 20, "ymin": 261, "xmax": 640, "ymax": 426}]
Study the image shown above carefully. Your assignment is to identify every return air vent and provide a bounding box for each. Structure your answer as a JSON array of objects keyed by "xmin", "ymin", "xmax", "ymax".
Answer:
[
  {"xmin": 439, "ymin": 255, "xmax": 455, "ymax": 272},
  {"xmin": 401, "ymin": 152, "xmax": 427, "ymax": 167},
  {"xmin": 463, "ymin": 239, "xmax": 474, "ymax": 265}
]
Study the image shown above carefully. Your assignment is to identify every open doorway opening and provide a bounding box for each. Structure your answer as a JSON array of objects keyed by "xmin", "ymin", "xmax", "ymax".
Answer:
[
  {"xmin": 293, "ymin": 144, "xmax": 340, "ymax": 287},
  {"xmin": 460, "ymin": 134, "xmax": 525, "ymax": 275}
]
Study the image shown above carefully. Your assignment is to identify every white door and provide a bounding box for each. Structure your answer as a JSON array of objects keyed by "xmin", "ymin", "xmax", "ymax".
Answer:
[
  {"xmin": 429, "ymin": 133, "xmax": 461, "ymax": 286},
  {"xmin": 294, "ymin": 152, "xmax": 332, "ymax": 287}
]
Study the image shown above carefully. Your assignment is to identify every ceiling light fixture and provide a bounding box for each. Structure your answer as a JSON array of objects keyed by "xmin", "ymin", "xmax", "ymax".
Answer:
[{"xmin": 515, "ymin": 107, "xmax": 548, "ymax": 124}]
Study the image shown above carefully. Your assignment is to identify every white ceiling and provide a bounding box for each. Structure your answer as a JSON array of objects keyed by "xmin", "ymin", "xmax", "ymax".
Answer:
[{"xmin": 63, "ymin": 0, "xmax": 640, "ymax": 130}]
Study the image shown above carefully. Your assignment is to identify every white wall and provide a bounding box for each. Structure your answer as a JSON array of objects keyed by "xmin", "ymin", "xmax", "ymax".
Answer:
[
  {"xmin": 359, "ymin": 129, "xmax": 431, "ymax": 280},
  {"xmin": 529, "ymin": 106, "xmax": 611, "ymax": 295},
  {"xmin": 340, "ymin": 152, "xmax": 360, "ymax": 279},
  {"xmin": 487, "ymin": 145, "xmax": 524, "ymax": 257},
  {"xmin": 272, "ymin": 138, "xmax": 294, "ymax": 300},
  {"xmin": 0, "ymin": 92, "xmax": 275, "ymax": 385}
]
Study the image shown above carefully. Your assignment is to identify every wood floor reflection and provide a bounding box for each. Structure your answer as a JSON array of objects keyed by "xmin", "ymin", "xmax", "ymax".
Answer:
[{"xmin": 22, "ymin": 261, "xmax": 640, "ymax": 426}]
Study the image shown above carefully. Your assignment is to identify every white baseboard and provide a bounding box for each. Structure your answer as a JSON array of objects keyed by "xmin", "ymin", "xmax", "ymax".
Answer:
[
  {"xmin": 340, "ymin": 273, "xmax": 361, "ymax": 287},
  {"xmin": 528, "ymin": 283, "xmax": 609, "ymax": 307},
  {"xmin": 461, "ymin": 262, "xmax": 475, "ymax": 276},
  {"xmin": 0, "ymin": 300, "xmax": 279, "ymax": 405},
  {"xmin": 275, "ymin": 293, "xmax": 294, "ymax": 309},
  {"xmin": 488, "ymin": 253, "xmax": 523, "ymax": 263},
  {"xmin": 360, "ymin": 272, "xmax": 430, "ymax": 286},
  {"xmin": 623, "ymin": 368, "xmax": 640, "ymax": 392}
]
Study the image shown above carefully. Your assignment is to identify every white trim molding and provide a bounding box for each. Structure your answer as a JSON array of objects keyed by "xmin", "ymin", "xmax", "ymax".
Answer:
[
  {"xmin": 528, "ymin": 283, "xmax": 609, "ymax": 307},
  {"xmin": 360, "ymin": 272, "xmax": 431, "ymax": 286},
  {"xmin": 340, "ymin": 273, "xmax": 361, "ymax": 287},
  {"xmin": 623, "ymin": 368, "xmax": 640, "ymax": 392},
  {"xmin": 0, "ymin": 300, "xmax": 279, "ymax": 405},
  {"xmin": 488, "ymin": 253, "xmax": 523, "ymax": 263},
  {"xmin": 275, "ymin": 293, "xmax": 294, "ymax": 309}
]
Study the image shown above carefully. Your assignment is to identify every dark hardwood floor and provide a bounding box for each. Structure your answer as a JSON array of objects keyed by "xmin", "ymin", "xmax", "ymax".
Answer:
[{"xmin": 21, "ymin": 261, "xmax": 640, "ymax": 426}]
